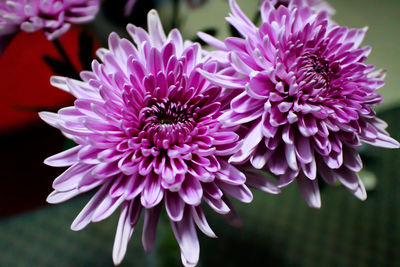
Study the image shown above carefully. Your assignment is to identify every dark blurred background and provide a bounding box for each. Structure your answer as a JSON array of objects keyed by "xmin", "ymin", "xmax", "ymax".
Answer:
[{"xmin": 0, "ymin": 0, "xmax": 399, "ymax": 266}]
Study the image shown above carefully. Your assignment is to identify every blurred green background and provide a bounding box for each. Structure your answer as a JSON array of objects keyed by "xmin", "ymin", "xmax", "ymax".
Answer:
[{"xmin": 1, "ymin": 0, "xmax": 400, "ymax": 266}]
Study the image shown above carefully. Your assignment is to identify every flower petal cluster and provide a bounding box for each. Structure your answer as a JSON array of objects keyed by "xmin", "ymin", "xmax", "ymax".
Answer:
[
  {"xmin": 0, "ymin": 0, "xmax": 99, "ymax": 53},
  {"xmin": 199, "ymin": 0, "xmax": 399, "ymax": 208},
  {"xmin": 40, "ymin": 10, "xmax": 263, "ymax": 267}
]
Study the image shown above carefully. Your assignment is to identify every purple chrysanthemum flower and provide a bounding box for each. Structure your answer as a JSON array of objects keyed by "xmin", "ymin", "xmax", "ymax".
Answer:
[
  {"xmin": 40, "ymin": 10, "xmax": 263, "ymax": 267},
  {"xmin": 0, "ymin": 0, "xmax": 99, "ymax": 54},
  {"xmin": 199, "ymin": 0, "xmax": 399, "ymax": 208}
]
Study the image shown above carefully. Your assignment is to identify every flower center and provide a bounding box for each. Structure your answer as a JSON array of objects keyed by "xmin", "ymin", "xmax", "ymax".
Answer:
[
  {"xmin": 151, "ymin": 101, "xmax": 189, "ymax": 125},
  {"xmin": 296, "ymin": 52, "xmax": 332, "ymax": 94},
  {"xmin": 141, "ymin": 98, "xmax": 195, "ymax": 148}
]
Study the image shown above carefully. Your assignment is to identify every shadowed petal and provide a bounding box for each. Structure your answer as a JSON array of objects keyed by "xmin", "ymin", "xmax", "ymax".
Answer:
[
  {"xmin": 191, "ymin": 205, "xmax": 217, "ymax": 238},
  {"xmin": 297, "ymin": 174, "xmax": 321, "ymax": 209},
  {"xmin": 71, "ymin": 182, "xmax": 112, "ymax": 231},
  {"xmin": 165, "ymin": 191, "xmax": 185, "ymax": 222},
  {"xmin": 171, "ymin": 208, "xmax": 200, "ymax": 267},
  {"xmin": 142, "ymin": 204, "xmax": 162, "ymax": 253}
]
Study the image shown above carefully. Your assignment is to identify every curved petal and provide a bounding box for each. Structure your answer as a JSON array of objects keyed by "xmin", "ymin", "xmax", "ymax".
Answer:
[
  {"xmin": 171, "ymin": 208, "xmax": 200, "ymax": 267},
  {"xmin": 112, "ymin": 202, "xmax": 133, "ymax": 265},
  {"xmin": 142, "ymin": 204, "xmax": 162, "ymax": 253},
  {"xmin": 178, "ymin": 175, "xmax": 203, "ymax": 206},
  {"xmin": 191, "ymin": 205, "xmax": 217, "ymax": 238},
  {"xmin": 166, "ymin": 191, "xmax": 185, "ymax": 222},
  {"xmin": 71, "ymin": 182, "xmax": 112, "ymax": 231},
  {"xmin": 44, "ymin": 145, "xmax": 81, "ymax": 167},
  {"xmin": 297, "ymin": 174, "xmax": 321, "ymax": 209}
]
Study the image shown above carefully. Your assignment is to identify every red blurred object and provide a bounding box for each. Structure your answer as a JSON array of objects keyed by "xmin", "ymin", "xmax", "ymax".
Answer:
[
  {"xmin": 0, "ymin": 26, "xmax": 99, "ymax": 217},
  {"xmin": 0, "ymin": 26, "xmax": 85, "ymax": 133}
]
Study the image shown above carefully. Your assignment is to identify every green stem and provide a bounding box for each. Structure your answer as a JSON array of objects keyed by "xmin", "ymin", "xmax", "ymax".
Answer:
[
  {"xmin": 52, "ymin": 39, "xmax": 80, "ymax": 79},
  {"xmin": 171, "ymin": 0, "xmax": 180, "ymax": 29},
  {"xmin": 252, "ymin": 8, "xmax": 261, "ymax": 25}
]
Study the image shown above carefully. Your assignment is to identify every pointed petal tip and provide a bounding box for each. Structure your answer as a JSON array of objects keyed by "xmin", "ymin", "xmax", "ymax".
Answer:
[
  {"xmin": 148, "ymin": 9, "xmax": 159, "ymax": 18},
  {"xmin": 126, "ymin": 23, "xmax": 135, "ymax": 33},
  {"xmin": 228, "ymin": 0, "xmax": 237, "ymax": 9},
  {"xmin": 391, "ymin": 139, "xmax": 400, "ymax": 149},
  {"xmin": 352, "ymin": 179, "xmax": 367, "ymax": 201},
  {"xmin": 305, "ymin": 189, "xmax": 321, "ymax": 209},
  {"xmin": 70, "ymin": 222, "xmax": 83, "ymax": 231},
  {"xmin": 46, "ymin": 191, "xmax": 58, "ymax": 204},
  {"xmin": 38, "ymin": 111, "xmax": 59, "ymax": 126},
  {"xmin": 256, "ymin": 185, "xmax": 281, "ymax": 195},
  {"xmin": 308, "ymin": 200, "xmax": 322, "ymax": 209},
  {"xmin": 112, "ymin": 256, "xmax": 123, "ymax": 266},
  {"xmin": 356, "ymin": 193, "xmax": 367, "ymax": 201},
  {"xmin": 181, "ymin": 253, "xmax": 198, "ymax": 267},
  {"xmin": 297, "ymin": 175, "xmax": 321, "ymax": 209}
]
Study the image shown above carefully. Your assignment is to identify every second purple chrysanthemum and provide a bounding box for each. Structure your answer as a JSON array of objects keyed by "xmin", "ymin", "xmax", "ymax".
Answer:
[{"xmin": 199, "ymin": 0, "xmax": 399, "ymax": 208}]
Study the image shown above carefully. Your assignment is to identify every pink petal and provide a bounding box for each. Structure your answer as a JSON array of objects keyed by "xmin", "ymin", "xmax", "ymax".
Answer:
[
  {"xmin": 197, "ymin": 31, "xmax": 226, "ymax": 50},
  {"xmin": 334, "ymin": 167, "xmax": 359, "ymax": 191},
  {"xmin": 53, "ymin": 163, "xmax": 93, "ymax": 191},
  {"xmin": 141, "ymin": 173, "xmax": 163, "ymax": 208},
  {"xmin": 142, "ymin": 204, "xmax": 162, "ymax": 253},
  {"xmin": 297, "ymin": 174, "xmax": 321, "ymax": 209},
  {"xmin": 147, "ymin": 10, "xmax": 166, "ymax": 47},
  {"xmin": 197, "ymin": 69, "xmax": 246, "ymax": 89},
  {"xmin": 92, "ymin": 195, "xmax": 125, "ymax": 222},
  {"xmin": 171, "ymin": 208, "xmax": 200, "ymax": 267},
  {"xmin": 71, "ymin": 182, "xmax": 112, "ymax": 231},
  {"xmin": 202, "ymin": 182, "xmax": 223, "ymax": 199},
  {"xmin": 165, "ymin": 191, "xmax": 185, "ymax": 222},
  {"xmin": 216, "ymin": 160, "xmax": 246, "ymax": 185},
  {"xmin": 44, "ymin": 145, "xmax": 81, "ymax": 167},
  {"xmin": 191, "ymin": 205, "xmax": 217, "ymax": 238},
  {"xmin": 217, "ymin": 182, "xmax": 253, "ymax": 203},
  {"xmin": 350, "ymin": 176, "xmax": 367, "ymax": 201},
  {"xmin": 112, "ymin": 199, "xmax": 142, "ymax": 265},
  {"xmin": 230, "ymin": 119, "xmax": 263, "ymax": 164},
  {"xmin": 203, "ymin": 194, "xmax": 230, "ymax": 214},
  {"xmin": 47, "ymin": 189, "xmax": 81, "ymax": 204},
  {"xmin": 245, "ymin": 171, "xmax": 280, "ymax": 194},
  {"xmin": 178, "ymin": 175, "xmax": 203, "ymax": 206},
  {"xmin": 295, "ymin": 133, "xmax": 313, "ymax": 164}
]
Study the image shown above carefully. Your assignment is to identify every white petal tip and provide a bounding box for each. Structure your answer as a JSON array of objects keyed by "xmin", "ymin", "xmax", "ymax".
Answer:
[
  {"xmin": 181, "ymin": 253, "xmax": 198, "ymax": 267},
  {"xmin": 309, "ymin": 202, "xmax": 322, "ymax": 209},
  {"xmin": 38, "ymin": 111, "xmax": 59, "ymax": 126},
  {"xmin": 353, "ymin": 189, "xmax": 367, "ymax": 201},
  {"xmin": 148, "ymin": 9, "xmax": 159, "ymax": 17},
  {"xmin": 112, "ymin": 255, "xmax": 123, "ymax": 266},
  {"xmin": 46, "ymin": 193, "xmax": 58, "ymax": 204},
  {"xmin": 70, "ymin": 220, "xmax": 86, "ymax": 231}
]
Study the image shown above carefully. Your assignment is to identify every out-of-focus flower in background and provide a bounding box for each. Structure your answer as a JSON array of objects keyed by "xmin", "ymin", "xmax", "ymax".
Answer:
[
  {"xmin": 199, "ymin": 0, "xmax": 399, "ymax": 208},
  {"xmin": 39, "ymin": 9, "xmax": 267, "ymax": 267},
  {"xmin": 124, "ymin": 0, "xmax": 137, "ymax": 16},
  {"xmin": 0, "ymin": 0, "xmax": 99, "ymax": 55}
]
